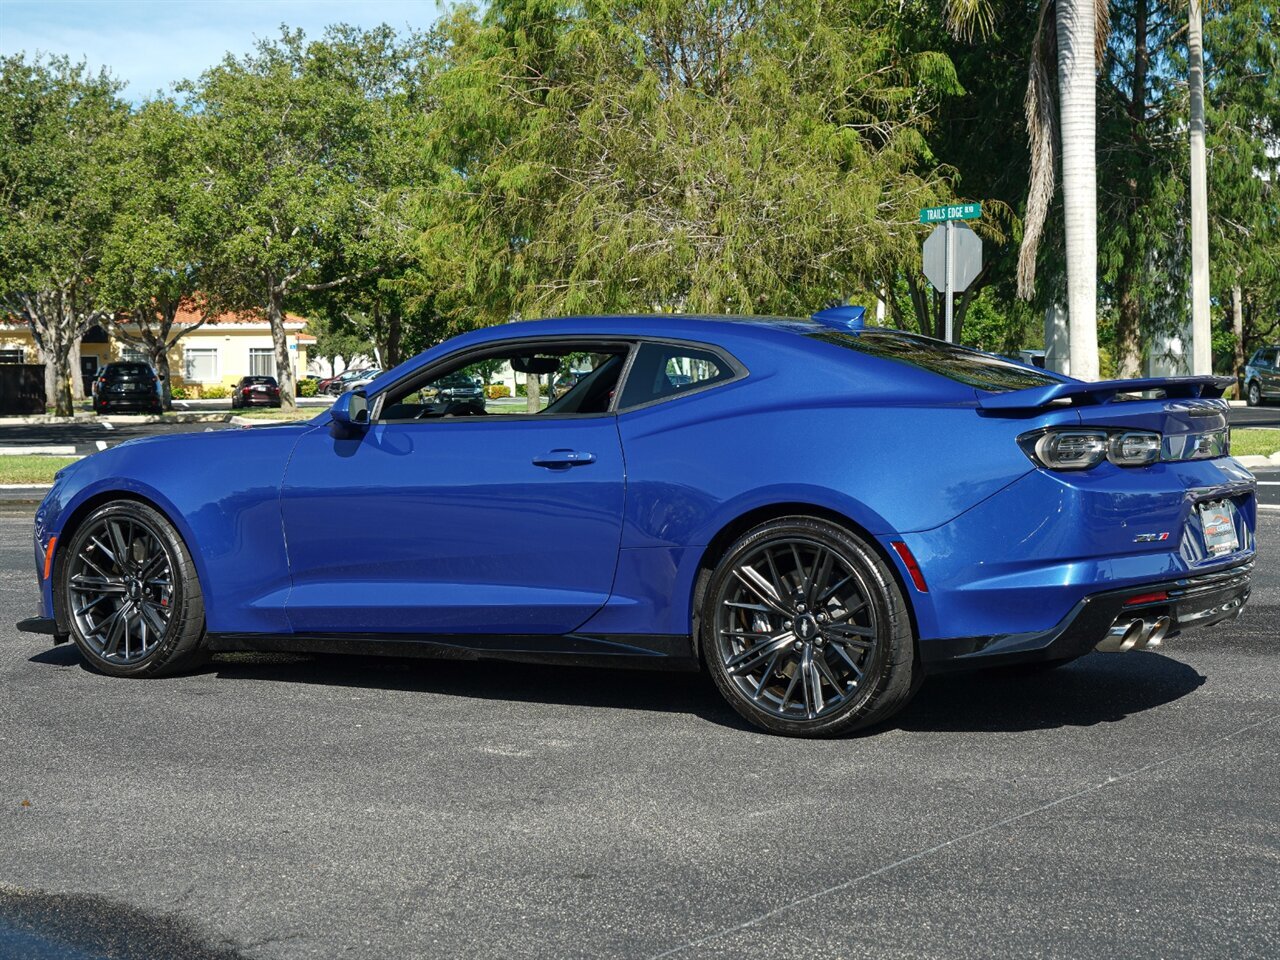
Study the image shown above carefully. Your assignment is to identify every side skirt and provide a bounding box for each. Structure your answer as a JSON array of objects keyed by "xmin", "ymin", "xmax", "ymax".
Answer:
[{"xmin": 203, "ymin": 631, "xmax": 700, "ymax": 672}]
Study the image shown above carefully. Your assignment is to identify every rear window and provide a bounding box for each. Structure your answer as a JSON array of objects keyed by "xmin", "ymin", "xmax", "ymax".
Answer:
[
  {"xmin": 243, "ymin": 376, "xmax": 277, "ymax": 385},
  {"xmin": 108, "ymin": 363, "xmax": 152, "ymax": 377},
  {"xmin": 808, "ymin": 330, "xmax": 1059, "ymax": 393}
]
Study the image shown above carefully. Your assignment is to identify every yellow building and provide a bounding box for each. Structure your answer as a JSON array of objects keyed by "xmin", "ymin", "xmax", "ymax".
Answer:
[{"xmin": 0, "ymin": 304, "xmax": 314, "ymax": 395}]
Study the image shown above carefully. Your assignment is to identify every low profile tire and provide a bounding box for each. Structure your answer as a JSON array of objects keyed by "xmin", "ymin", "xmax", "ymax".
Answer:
[
  {"xmin": 1247, "ymin": 381, "xmax": 1262, "ymax": 407},
  {"xmin": 57, "ymin": 500, "xmax": 205, "ymax": 677},
  {"xmin": 701, "ymin": 517, "xmax": 918, "ymax": 737}
]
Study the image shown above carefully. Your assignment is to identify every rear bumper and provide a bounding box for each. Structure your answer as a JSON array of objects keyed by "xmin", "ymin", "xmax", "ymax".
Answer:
[
  {"xmin": 922, "ymin": 560, "xmax": 1253, "ymax": 671},
  {"xmin": 96, "ymin": 396, "xmax": 161, "ymax": 409}
]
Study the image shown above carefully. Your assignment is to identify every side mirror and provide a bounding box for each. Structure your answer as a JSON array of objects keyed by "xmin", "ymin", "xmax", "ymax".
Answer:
[{"xmin": 330, "ymin": 390, "xmax": 370, "ymax": 439}]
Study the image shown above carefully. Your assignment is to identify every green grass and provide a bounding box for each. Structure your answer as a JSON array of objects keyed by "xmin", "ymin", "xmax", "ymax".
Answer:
[
  {"xmin": 1230, "ymin": 428, "xmax": 1280, "ymax": 458},
  {"xmin": 0, "ymin": 456, "xmax": 79, "ymax": 485},
  {"xmin": 235, "ymin": 407, "xmax": 320, "ymax": 420}
]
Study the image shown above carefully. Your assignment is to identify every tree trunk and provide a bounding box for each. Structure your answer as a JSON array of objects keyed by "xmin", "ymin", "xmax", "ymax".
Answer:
[
  {"xmin": 1188, "ymin": 0, "xmax": 1213, "ymax": 374},
  {"xmin": 151, "ymin": 340, "xmax": 174, "ymax": 409},
  {"xmin": 1056, "ymin": 0, "xmax": 1100, "ymax": 381},
  {"xmin": 385, "ymin": 306, "xmax": 403, "ymax": 368},
  {"xmin": 267, "ymin": 285, "xmax": 297, "ymax": 410},
  {"xmin": 70, "ymin": 333, "xmax": 85, "ymax": 401},
  {"xmin": 1232, "ymin": 284, "xmax": 1245, "ymax": 395},
  {"xmin": 526, "ymin": 369, "xmax": 541, "ymax": 414},
  {"xmin": 1114, "ymin": 1, "xmax": 1148, "ymax": 380},
  {"xmin": 1116, "ymin": 288, "xmax": 1143, "ymax": 379},
  {"xmin": 52, "ymin": 343, "xmax": 75, "ymax": 417}
]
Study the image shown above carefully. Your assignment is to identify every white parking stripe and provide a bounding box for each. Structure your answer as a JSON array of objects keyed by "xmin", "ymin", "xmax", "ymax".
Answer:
[
  {"xmin": 100, "ymin": 421, "xmax": 114, "ymax": 430},
  {"xmin": 95, "ymin": 440, "xmax": 108, "ymax": 451},
  {"xmin": 1257, "ymin": 504, "xmax": 1280, "ymax": 511}
]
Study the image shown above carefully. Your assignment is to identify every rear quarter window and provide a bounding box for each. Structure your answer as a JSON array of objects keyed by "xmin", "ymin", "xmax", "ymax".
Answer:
[
  {"xmin": 808, "ymin": 330, "xmax": 1060, "ymax": 393},
  {"xmin": 619, "ymin": 343, "xmax": 736, "ymax": 409}
]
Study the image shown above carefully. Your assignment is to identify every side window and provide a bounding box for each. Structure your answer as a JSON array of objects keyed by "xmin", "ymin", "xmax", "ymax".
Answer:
[
  {"xmin": 1267, "ymin": 349, "xmax": 1280, "ymax": 368},
  {"xmin": 618, "ymin": 343, "xmax": 734, "ymax": 409},
  {"xmin": 376, "ymin": 342, "xmax": 631, "ymax": 421}
]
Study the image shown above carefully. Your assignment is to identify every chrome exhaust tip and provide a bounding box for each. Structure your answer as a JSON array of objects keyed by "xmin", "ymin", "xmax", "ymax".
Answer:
[
  {"xmin": 1140, "ymin": 616, "xmax": 1172, "ymax": 649},
  {"xmin": 1097, "ymin": 618, "xmax": 1148, "ymax": 653}
]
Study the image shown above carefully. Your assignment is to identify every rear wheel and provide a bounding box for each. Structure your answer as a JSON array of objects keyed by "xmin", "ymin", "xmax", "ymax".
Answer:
[
  {"xmin": 1247, "ymin": 381, "xmax": 1262, "ymax": 406},
  {"xmin": 701, "ymin": 517, "xmax": 917, "ymax": 737},
  {"xmin": 58, "ymin": 500, "xmax": 205, "ymax": 677}
]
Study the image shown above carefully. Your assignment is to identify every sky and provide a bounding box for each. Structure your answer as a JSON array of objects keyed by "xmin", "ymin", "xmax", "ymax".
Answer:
[{"xmin": 0, "ymin": 0, "xmax": 442, "ymax": 100}]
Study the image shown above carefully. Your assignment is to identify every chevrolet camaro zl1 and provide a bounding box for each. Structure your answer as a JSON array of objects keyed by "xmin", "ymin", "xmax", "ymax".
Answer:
[{"xmin": 19, "ymin": 308, "xmax": 1255, "ymax": 736}]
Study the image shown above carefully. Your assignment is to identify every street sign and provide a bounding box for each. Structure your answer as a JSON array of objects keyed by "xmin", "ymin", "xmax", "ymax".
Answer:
[
  {"xmin": 919, "ymin": 202, "xmax": 982, "ymax": 224},
  {"xmin": 922, "ymin": 221, "xmax": 983, "ymax": 343}
]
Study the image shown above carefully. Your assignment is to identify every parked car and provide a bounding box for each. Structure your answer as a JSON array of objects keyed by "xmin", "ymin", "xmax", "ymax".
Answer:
[
  {"xmin": 230, "ymin": 376, "xmax": 282, "ymax": 409},
  {"xmin": 323, "ymin": 368, "xmax": 380, "ymax": 396},
  {"xmin": 421, "ymin": 371, "xmax": 485, "ymax": 411},
  {"xmin": 1243, "ymin": 347, "xmax": 1279, "ymax": 406},
  {"xmin": 552, "ymin": 371, "xmax": 587, "ymax": 399},
  {"xmin": 21, "ymin": 308, "xmax": 1255, "ymax": 737},
  {"xmin": 91, "ymin": 362, "xmax": 162, "ymax": 415}
]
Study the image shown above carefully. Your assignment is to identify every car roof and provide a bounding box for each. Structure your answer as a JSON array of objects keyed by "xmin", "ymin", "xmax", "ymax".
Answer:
[{"xmin": 354, "ymin": 312, "xmax": 1064, "ymax": 403}]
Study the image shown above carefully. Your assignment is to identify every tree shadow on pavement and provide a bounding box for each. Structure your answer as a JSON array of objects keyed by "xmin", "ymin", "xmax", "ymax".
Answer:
[{"xmin": 894, "ymin": 651, "xmax": 1206, "ymax": 733}]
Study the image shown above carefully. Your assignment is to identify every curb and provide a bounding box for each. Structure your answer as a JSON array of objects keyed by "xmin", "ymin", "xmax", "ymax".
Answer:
[
  {"xmin": 0, "ymin": 446, "xmax": 77, "ymax": 456},
  {"xmin": 0, "ymin": 485, "xmax": 51, "ymax": 504},
  {"xmin": 0, "ymin": 412, "xmax": 233, "ymax": 426}
]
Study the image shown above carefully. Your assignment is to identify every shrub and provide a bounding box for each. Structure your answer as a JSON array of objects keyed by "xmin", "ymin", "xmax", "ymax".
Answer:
[
  {"xmin": 170, "ymin": 386, "xmax": 188, "ymax": 400},
  {"xmin": 299, "ymin": 379, "xmax": 318, "ymax": 398},
  {"xmin": 485, "ymin": 384, "xmax": 510, "ymax": 399},
  {"xmin": 202, "ymin": 384, "xmax": 230, "ymax": 399}
]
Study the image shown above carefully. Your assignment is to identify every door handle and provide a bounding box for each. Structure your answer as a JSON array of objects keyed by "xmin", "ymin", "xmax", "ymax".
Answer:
[{"xmin": 532, "ymin": 449, "xmax": 596, "ymax": 468}]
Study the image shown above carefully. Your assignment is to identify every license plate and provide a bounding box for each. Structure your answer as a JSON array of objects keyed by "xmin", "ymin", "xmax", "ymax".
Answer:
[
  {"xmin": 1198, "ymin": 500, "xmax": 1239, "ymax": 557},
  {"xmin": 252, "ymin": 386, "xmax": 267, "ymax": 392}
]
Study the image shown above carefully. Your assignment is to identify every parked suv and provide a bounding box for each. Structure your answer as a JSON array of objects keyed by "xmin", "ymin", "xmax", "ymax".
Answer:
[
  {"xmin": 323, "ymin": 368, "xmax": 380, "ymax": 396},
  {"xmin": 1244, "ymin": 347, "xmax": 1279, "ymax": 406},
  {"xmin": 231, "ymin": 376, "xmax": 282, "ymax": 409},
  {"xmin": 92, "ymin": 362, "xmax": 161, "ymax": 415}
]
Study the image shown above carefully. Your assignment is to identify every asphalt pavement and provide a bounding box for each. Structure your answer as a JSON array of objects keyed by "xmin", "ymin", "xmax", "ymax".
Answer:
[{"xmin": 0, "ymin": 505, "xmax": 1276, "ymax": 959}]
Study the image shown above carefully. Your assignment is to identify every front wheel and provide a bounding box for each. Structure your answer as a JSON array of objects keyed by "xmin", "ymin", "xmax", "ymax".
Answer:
[
  {"xmin": 1247, "ymin": 381, "xmax": 1262, "ymax": 407},
  {"xmin": 701, "ymin": 517, "xmax": 918, "ymax": 737},
  {"xmin": 57, "ymin": 500, "xmax": 206, "ymax": 677}
]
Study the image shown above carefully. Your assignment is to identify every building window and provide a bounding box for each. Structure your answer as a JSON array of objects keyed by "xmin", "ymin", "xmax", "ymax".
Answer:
[
  {"xmin": 0, "ymin": 349, "xmax": 23, "ymax": 363},
  {"xmin": 249, "ymin": 348, "xmax": 276, "ymax": 378},
  {"xmin": 121, "ymin": 347, "xmax": 148, "ymax": 363},
  {"xmin": 183, "ymin": 348, "xmax": 218, "ymax": 383}
]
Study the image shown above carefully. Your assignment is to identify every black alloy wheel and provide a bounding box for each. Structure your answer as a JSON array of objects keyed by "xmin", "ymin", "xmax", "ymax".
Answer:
[
  {"xmin": 58, "ymin": 500, "xmax": 206, "ymax": 677},
  {"xmin": 701, "ymin": 517, "xmax": 918, "ymax": 737}
]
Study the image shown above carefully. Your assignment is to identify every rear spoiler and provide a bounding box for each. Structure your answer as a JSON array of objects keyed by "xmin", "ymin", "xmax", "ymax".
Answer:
[{"xmin": 976, "ymin": 375, "xmax": 1235, "ymax": 411}]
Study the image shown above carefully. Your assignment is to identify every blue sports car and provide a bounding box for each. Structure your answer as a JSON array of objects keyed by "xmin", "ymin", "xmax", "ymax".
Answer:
[{"xmin": 19, "ymin": 308, "xmax": 1256, "ymax": 736}]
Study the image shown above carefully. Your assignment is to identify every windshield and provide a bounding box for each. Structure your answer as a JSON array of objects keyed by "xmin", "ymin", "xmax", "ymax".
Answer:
[{"xmin": 809, "ymin": 330, "xmax": 1059, "ymax": 393}]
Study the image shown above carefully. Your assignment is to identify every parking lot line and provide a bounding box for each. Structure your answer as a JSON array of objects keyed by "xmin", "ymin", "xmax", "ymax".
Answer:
[{"xmin": 647, "ymin": 712, "xmax": 1280, "ymax": 960}]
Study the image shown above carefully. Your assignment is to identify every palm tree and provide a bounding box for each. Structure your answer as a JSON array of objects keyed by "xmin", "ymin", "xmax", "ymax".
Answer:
[
  {"xmin": 1188, "ymin": 0, "xmax": 1212, "ymax": 375},
  {"xmin": 948, "ymin": 1, "xmax": 1108, "ymax": 381}
]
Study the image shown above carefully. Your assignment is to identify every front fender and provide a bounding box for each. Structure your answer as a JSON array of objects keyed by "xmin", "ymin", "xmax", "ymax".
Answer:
[{"xmin": 39, "ymin": 428, "xmax": 305, "ymax": 633}]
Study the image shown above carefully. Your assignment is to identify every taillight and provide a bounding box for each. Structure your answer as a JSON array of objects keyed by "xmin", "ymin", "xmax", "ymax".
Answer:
[
  {"xmin": 1019, "ymin": 428, "xmax": 1161, "ymax": 471},
  {"xmin": 242, "ymin": 388, "xmax": 251, "ymax": 395}
]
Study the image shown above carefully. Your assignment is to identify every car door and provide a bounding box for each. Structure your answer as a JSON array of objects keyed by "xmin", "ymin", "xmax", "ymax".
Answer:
[
  {"xmin": 277, "ymin": 357, "xmax": 627, "ymax": 637},
  {"xmin": 1264, "ymin": 349, "xmax": 1280, "ymax": 398}
]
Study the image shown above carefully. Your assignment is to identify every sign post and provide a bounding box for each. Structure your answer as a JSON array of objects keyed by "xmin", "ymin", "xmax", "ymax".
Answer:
[{"xmin": 921, "ymin": 204, "xmax": 984, "ymax": 343}]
